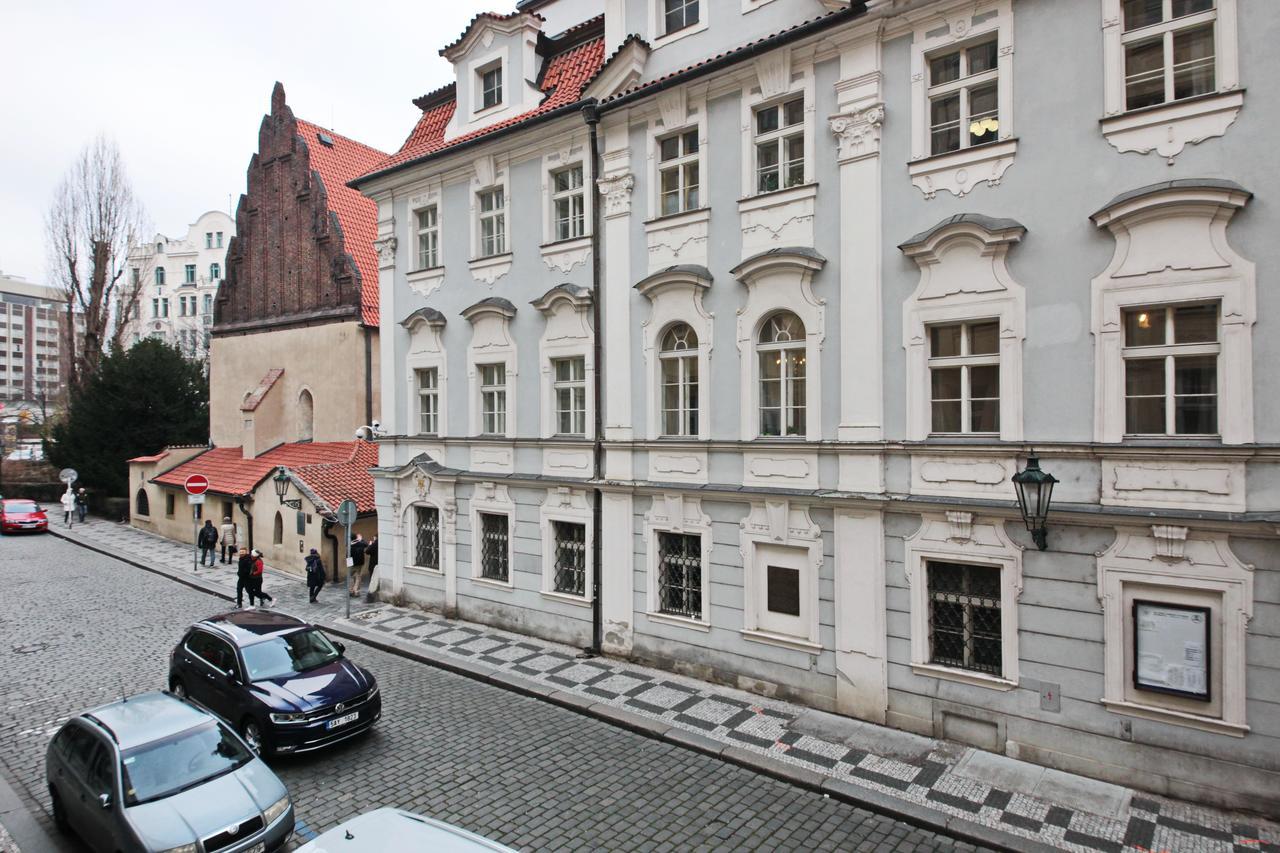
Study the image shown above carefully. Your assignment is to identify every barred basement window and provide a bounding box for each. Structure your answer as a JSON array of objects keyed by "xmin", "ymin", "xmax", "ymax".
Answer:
[
  {"xmin": 478, "ymin": 512, "xmax": 509, "ymax": 582},
  {"xmin": 927, "ymin": 561, "xmax": 1003, "ymax": 676},
  {"xmin": 552, "ymin": 520, "xmax": 586, "ymax": 596},
  {"xmin": 414, "ymin": 506, "xmax": 440, "ymax": 570},
  {"xmin": 657, "ymin": 531, "xmax": 702, "ymax": 619}
]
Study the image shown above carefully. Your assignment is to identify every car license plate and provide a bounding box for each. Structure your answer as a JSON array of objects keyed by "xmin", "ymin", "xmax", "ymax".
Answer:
[{"xmin": 327, "ymin": 711, "xmax": 359, "ymax": 730}]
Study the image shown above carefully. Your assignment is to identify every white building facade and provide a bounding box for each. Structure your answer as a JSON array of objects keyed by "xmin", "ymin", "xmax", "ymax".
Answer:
[{"xmin": 355, "ymin": 0, "xmax": 1280, "ymax": 813}]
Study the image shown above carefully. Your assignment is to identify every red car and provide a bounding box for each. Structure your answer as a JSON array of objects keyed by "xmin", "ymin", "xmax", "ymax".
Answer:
[{"xmin": 0, "ymin": 499, "xmax": 49, "ymax": 533}]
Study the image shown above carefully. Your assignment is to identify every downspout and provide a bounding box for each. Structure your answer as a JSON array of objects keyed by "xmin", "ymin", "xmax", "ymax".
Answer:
[
  {"xmin": 363, "ymin": 326, "xmax": 374, "ymax": 428},
  {"xmin": 583, "ymin": 101, "xmax": 604, "ymax": 657},
  {"xmin": 235, "ymin": 497, "xmax": 254, "ymax": 551}
]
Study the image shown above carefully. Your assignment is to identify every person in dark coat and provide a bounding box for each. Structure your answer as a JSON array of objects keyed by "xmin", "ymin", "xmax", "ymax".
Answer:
[
  {"xmin": 75, "ymin": 488, "xmax": 89, "ymax": 523},
  {"xmin": 197, "ymin": 520, "xmax": 218, "ymax": 566},
  {"xmin": 250, "ymin": 550, "xmax": 274, "ymax": 606},
  {"xmin": 304, "ymin": 548, "xmax": 326, "ymax": 603},
  {"xmin": 347, "ymin": 534, "xmax": 368, "ymax": 596},
  {"xmin": 236, "ymin": 548, "xmax": 255, "ymax": 608}
]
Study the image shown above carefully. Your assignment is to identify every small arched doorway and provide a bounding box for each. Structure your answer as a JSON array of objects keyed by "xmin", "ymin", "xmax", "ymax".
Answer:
[{"xmin": 135, "ymin": 488, "xmax": 150, "ymax": 517}]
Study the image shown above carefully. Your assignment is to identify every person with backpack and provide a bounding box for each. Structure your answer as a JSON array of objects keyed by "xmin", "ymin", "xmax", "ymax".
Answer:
[
  {"xmin": 304, "ymin": 548, "xmax": 326, "ymax": 603},
  {"xmin": 197, "ymin": 519, "xmax": 219, "ymax": 566},
  {"xmin": 250, "ymin": 549, "xmax": 274, "ymax": 606},
  {"xmin": 347, "ymin": 534, "xmax": 368, "ymax": 597},
  {"xmin": 236, "ymin": 548, "xmax": 256, "ymax": 608}
]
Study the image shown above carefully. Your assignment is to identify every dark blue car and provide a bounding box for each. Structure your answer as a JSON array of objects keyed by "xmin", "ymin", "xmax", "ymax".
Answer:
[{"xmin": 168, "ymin": 610, "xmax": 381, "ymax": 756}]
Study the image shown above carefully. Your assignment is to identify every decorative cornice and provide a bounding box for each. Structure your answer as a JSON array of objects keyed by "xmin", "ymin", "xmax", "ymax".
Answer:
[
  {"xmin": 400, "ymin": 306, "xmax": 447, "ymax": 331},
  {"xmin": 461, "ymin": 296, "xmax": 517, "ymax": 323}
]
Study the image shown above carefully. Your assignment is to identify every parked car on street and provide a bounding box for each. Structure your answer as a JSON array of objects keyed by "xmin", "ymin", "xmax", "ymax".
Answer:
[
  {"xmin": 0, "ymin": 498, "xmax": 48, "ymax": 533},
  {"xmin": 45, "ymin": 691, "xmax": 294, "ymax": 853},
  {"xmin": 169, "ymin": 609, "xmax": 381, "ymax": 756},
  {"xmin": 294, "ymin": 807, "xmax": 515, "ymax": 852}
]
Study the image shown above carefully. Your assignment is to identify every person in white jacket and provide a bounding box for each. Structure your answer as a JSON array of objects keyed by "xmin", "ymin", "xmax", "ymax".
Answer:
[
  {"xmin": 59, "ymin": 489, "xmax": 76, "ymax": 527},
  {"xmin": 219, "ymin": 517, "xmax": 239, "ymax": 563}
]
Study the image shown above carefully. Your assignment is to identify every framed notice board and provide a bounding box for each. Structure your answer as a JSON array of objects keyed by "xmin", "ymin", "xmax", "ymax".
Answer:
[{"xmin": 1132, "ymin": 600, "xmax": 1211, "ymax": 701}]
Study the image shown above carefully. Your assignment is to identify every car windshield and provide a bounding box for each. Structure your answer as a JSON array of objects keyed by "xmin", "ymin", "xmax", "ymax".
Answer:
[
  {"xmin": 120, "ymin": 720, "xmax": 253, "ymax": 806},
  {"xmin": 6, "ymin": 502, "xmax": 39, "ymax": 513},
  {"xmin": 241, "ymin": 628, "xmax": 341, "ymax": 681}
]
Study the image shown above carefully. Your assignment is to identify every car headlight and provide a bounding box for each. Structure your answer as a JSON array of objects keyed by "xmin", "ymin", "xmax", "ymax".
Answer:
[
  {"xmin": 263, "ymin": 794, "xmax": 290, "ymax": 824},
  {"xmin": 158, "ymin": 845, "xmax": 198, "ymax": 853},
  {"xmin": 269, "ymin": 712, "xmax": 307, "ymax": 724},
  {"xmin": 368, "ymin": 682, "xmax": 379, "ymax": 699}
]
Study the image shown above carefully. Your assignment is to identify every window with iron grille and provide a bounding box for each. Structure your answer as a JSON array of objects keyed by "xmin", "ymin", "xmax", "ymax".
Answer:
[
  {"xmin": 414, "ymin": 506, "xmax": 440, "ymax": 570},
  {"xmin": 927, "ymin": 561, "xmax": 1003, "ymax": 676},
  {"xmin": 552, "ymin": 520, "xmax": 586, "ymax": 596},
  {"xmin": 478, "ymin": 512, "xmax": 509, "ymax": 582},
  {"xmin": 657, "ymin": 531, "xmax": 702, "ymax": 619}
]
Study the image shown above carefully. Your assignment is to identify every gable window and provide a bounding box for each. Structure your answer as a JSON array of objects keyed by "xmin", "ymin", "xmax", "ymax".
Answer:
[
  {"xmin": 478, "ymin": 188, "xmax": 506, "ymax": 257},
  {"xmin": 927, "ymin": 560, "xmax": 1004, "ymax": 677},
  {"xmin": 754, "ymin": 97, "xmax": 804, "ymax": 194},
  {"xmin": 1122, "ymin": 303, "xmax": 1219, "ymax": 435},
  {"xmin": 657, "ymin": 531, "xmax": 702, "ymax": 619},
  {"xmin": 479, "ymin": 363, "xmax": 507, "ymax": 435},
  {"xmin": 415, "ymin": 206, "xmax": 439, "ymax": 269},
  {"xmin": 155, "ymin": 267, "xmax": 165, "ymax": 286},
  {"xmin": 478, "ymin": 512, "xmax": 509, "ymax": 582},
  {"xmin": 552, "ymin": 357, "xmax": 586, "ymax": 436},
  {"xmin": 663, "ymin": 0, "xmax": 699, "ymax": 34},
  {"xmin": 414, "ymin": 505, "xmax": 440, "ymax": 570},
  {"xmin": 416, "ymin": 367, "xmax": 439, "ymax": 435},
  {"xmin": 210, "ymin": 262, "xmax": 221, "ymax": 280},
  {"xmin": 205, "ymin": 232, "xmax": 213, "ymax": 249},
  {"xmin": 657, "ymin": 129, "xmax": 700, "ymax": 216},
  {"xmin": 480, "ymin": 63, "xmax": 503, "ymax": 110},
  {"xmin": 1122, "ymin": 0, "xmax": 1216, "ymax": 110},
  {"xmin": 552, "ymin": 520, "xmax": 587, "ymax": 596},
  {"xmin": 184, "ymin": 264, "xmax": 196, "ymax": 284},
  {"xmin": 659, "ymin": 323, "xmax": 698, "ymax": 437},
  {"xmin": 928, "ymin": 37, "xmax": 999, "ymax": 155},
  {"xmin": 551, "ymin": 165, "xmax": 585, "ymax": 241},
  {"xmin": 928, "ymin": 321, "xmax": 1000, "ymax": 434},
  {"xmin": 757, "ymin": 311, "xmax": 806, "ymax": 437}
]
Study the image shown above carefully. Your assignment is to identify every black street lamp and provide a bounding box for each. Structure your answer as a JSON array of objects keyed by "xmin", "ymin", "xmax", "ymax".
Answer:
[
  {"xmin": 1012, "ymin": 452, "xmax": 1057, "ymax": 551},
  {"xmin": 272, "ymin": 466, "xmax": 301, "ymax": 510}
]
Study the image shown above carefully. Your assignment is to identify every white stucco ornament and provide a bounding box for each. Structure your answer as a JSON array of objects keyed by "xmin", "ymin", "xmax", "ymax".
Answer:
[
  {"xmin": 829, "ymin": 103, "xmax": 884, "ymax": 163},
  {"xmin": 597, "ymin": 172, "xmax": 634, "ymax": 219},
  {"xmin": 374, "ymin": 235, "xmax": 397, "ymax": 269}
]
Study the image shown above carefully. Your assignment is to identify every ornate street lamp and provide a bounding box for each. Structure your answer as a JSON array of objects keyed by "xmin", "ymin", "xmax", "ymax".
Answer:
[
  {"xmin": 1012, "ymin": 452, "xmax": 1057, "ymax": 551},
  {"xmin": 272, "ymin": 466, "xmax": 301, "ymax": 510}
]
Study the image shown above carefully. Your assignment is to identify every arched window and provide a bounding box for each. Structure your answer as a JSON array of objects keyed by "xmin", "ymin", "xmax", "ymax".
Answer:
[
  {"xmin": 297, "ymin": 389, "xmax": 314, "ymax": 441},
  {"xmin": 272, "ymin": 511, "xmax": 283, "ymax": 545},
  {"xmin": 134, "ymin": 488, "xmax": 150, "ymax": 517},
  {"xmin": 757, "ymin": 311, "xmax": 806, "ymax": 437},
  {"xmin": 659, "ymin": 323, "xmax": 699, "ymax": 436}
]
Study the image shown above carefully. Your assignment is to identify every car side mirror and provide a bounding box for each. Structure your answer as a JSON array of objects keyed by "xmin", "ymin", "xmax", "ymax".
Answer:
[
  {"xmin": 224, "ymin": 668, "xmax": 240, "ymax": 684},
  {"xmin": 98, "ymin": 793, "xmax": 112, "ymax": 809},
  {"xmin": 335, "ymin": 642, "xmax": 346, "ymax": 655}
]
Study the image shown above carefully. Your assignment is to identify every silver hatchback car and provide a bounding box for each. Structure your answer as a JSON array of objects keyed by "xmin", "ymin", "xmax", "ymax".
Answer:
[{"xmin": 46, "ymin": 691, "xmax": 294, "ymax": 853}]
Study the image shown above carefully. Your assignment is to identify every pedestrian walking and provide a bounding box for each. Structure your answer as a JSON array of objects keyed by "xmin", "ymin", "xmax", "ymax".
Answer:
[
  {"xmin": 304, "ymin": 548, "xmax": 326, "ymax": 603},
  {"xmin": 75, "ymin": 488, "xmax": 89, "ymax": 524},
  {"xmin": 197, "ymin": 520, "xmax": 218, "ymax": 566},
  {"xmin": 251, "ymin": 549, "xmax": 274, "ymax": 606},
  {"xmin": 236, "ymin": 548, "xmax": 256, "ymax": 608},
  {"xmin": 363, "ymin": 536, "xmax": 379, "ymax": 601},
  {"xmin": 219, "ymin": 516, "xmax": 239, "ymax": 563},
  {"xmin": 60, "ymin": 489, "xmax": 76, "ymax": 527},
  {"xmin": 348, "ymin": 533, "xmax": 368, "ymax": 596}
]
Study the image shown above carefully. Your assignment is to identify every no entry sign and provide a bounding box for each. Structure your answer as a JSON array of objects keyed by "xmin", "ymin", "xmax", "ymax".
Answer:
[{"xmin": 184, "ymin": 474, "xmax": 210, "ymax": 496}]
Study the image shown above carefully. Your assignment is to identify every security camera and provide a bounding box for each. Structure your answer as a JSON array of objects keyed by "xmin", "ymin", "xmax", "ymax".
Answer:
[
  {"xmin": 371, "ymin": 420, "xmax": 381, "ymax": 433},
  {"xmin": 354, "ymin": 426, "xmax": 370, "ymax": 440}
]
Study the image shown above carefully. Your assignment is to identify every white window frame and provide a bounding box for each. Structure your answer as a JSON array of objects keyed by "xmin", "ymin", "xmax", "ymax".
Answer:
[
  {"xmin": 414, "ymin": 205, "xmax": 440, "ymax": 270},
  {"xmin": 650, "ymin": 0, "xmax": 707, "ymax": 46},
  {"xmin": 1120, "ymin": 302, "xmax": 1221, "ymax": 437},
  {"xmin": 539, "ymin": 141, "xmax": 594, "ymax": 269},
  {"xmin": 478, "ymin": 362, "xmax": 507, "ymax": 436},
  {"xmin": 926, "ymin": 319, "xmax": 1002, "ymax": 436},
  {"xmin": 210, "ymin": 263, "xmax": 220, "ymax": 280},
  {"xmin": 923, "ymin": 34, "xmax": 1000, "ymax": 158},
  {"xmin": 904, "ymin": 513, "xmax": 1022, "ymax": 690},
  {"xmin": 533, "ymin": 286, "xmax": 594, "ymax": 441},
  {"xmin": 637, "ymin": 269, "xmax": 713, "ymax": 442},
  {"xmin": 643, "ymin": 493, "xmax": 713, "ymax": 630},
  {"xmin": 739, "ymin": 501, "xmax": 822, "ymax": 653},
  {"xmin": 476, "ymin": 186, "xmax": 507, "ymax": 259},
  {"xmin": 464, "ymin": 301, "xmax": 517, "ymax": 439},
  {"xmin": 415, "ymin": 366, "xmax": 440, "ymax": 435},
  {"xmin": 205, "ymin": 232, "xmax": 213, "ymax": 249},
  {"xmin": 1116, "ymin": 0, "xmax": 1218, "ymax": 111},
  {"xmin": 550, "ymin": 164, "xmax": 586, "ymax": 243},
  {"xmin": 655, "ymin": 127, "xmax": 702, "ymax": 218},
  {"xmin": 551, "ymin": 357, "xmax": 587, "ymax": 437},
  {"xmin": 403, "ymin": 308, "xmax": 449, "ymax": 439},
  {"xmin": 658, "ymin": 322, "xmax": 700, "ymax": 438},
  {"xmin": 750, "ymin": 94, "xmax": 807, "ymax": 196},
  {"xmin": 539, "ymin": 487, "xmax": 593, "ymax": 605},
  {"xmin": 469, "ymin": 483, "xmax": 515, "ymax": 590},
  {"xmin": 184, "ymin": 264, "xmax": 196, "ymax": 284},
  {"xmin": 907, "ymin": 0, "xmax": 1016, "ymax": 198},
  {"xmin": 478, "ymin": 61, "xmax": 503, "ymax": 111},
  {"xmin": 409, "ymin": 502, "xmax": 444, "ymax": 573},
  {"xmin": 756, "ymin": 312, "xmax": 808, "ymax": 439}
]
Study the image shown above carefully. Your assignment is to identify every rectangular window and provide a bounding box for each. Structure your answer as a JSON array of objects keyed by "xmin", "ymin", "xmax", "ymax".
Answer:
[
  {"xmin": 766, "ymin": 564, "xmax": 801, "ymax": 617},
  {"xmin": 479, "ymin": 363, "xmax": 507, "ymax": 435},
  {"xmin": 657, "ymin": 531, "xmax": 702, "ymax": 619},
  {"xmin": 202, "ymin": 294, "xmax": 212, "ymax": 315},
  {"xmin": 927, "ymin": 37, "xmax": 999, "ymax": 155},
  {"xmin": 1123, "ymin": 303, "xmax": 1219, "ymax": 435},
  {"xmin": 927, "ymin": 560, "xmax": 1003, "ymax": 676},
  {"xmin": 480, "ymin": 64, "xmax": 503, "ymax": 110},
  {"xmin": 184, "ymin": 264, "xmax": 196, "ymax": 284},
  {"xmin": 660, "ymin": 342, "xmax": 698, "ymax": 437},
  {"xmin": 551, "ymin": 165, "xmax": 586, "ymax": 241},
  {"xmin": 928, "ymin": 320, "xmax": 1000, "ymax": 434},
  {"xmin": 161, "ymin": 298, "xmax": 169, "ymax": 318},
  {"xmin": 478, "ymin": 512, "xmax": 509, "ymax": 582},
  {"xmin": 210, "ymin": 263, "xmax": 221, "ymax": 280},
  {"xmin": 478, "ymin": 188, "xmax": 506, "ymax": 257},
  {"xmin": 1123, "ymin": 0, "xmax": 1217, "ymax": 110},
  {"xmin": 552, "ymin": 356, "xmax": 586, "ymax": 436},
  {"xmin": 754, "ymin": 97, "xmax": 805, "ymax": 194},
  {"xmin": 216, "ymin": 231, "xmax": 223, "ymax": 247},
  {"xmin": 664, "ymin": 0, "xmax": 699, "ymax": 34},
  {"xmin": 552, "ymin": 520, "xmax": 587, "ymax": 596},
  {"xmin": 130, "ymin": 267, "xmax": 140, "ymax": 286},
  {"xmin": 155, "ymin": 267, "xmax": 165, "ymax": 286},
  {"xmin": 414, "ymin": 505, "xmax": 440, "ymax": 570},
  {"xmin": 416, "ymin": 367, "xmax": 438, "ymax": 435},
  {"xmin": 165, "ymin": 492, "xmax": 176, "ymax": 517},
  {"xmin": 151, "ymin": 298, "xmax": 159, "ymax": 319},
  {"xmin": 415, "ymin": 206, "xmax": 439, "ymax": 269},
  {"xmin": 205, "ymin": 232, "xmax": 213, "ymax": 249},
  {"xmin": 657, "ymin": 129, "xmax": 700, "ymax": 216}
]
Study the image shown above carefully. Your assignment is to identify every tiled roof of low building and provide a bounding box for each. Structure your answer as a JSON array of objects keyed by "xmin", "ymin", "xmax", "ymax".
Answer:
[
  {"xmin": 152, "ymin": 441, "xmax": 370, "ymax": 499},
  {"xmin": 291, "ymin": 441, "xmax": 379, "ymax": 514}
]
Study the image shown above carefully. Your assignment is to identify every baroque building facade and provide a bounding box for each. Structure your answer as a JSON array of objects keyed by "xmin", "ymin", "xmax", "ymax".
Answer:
[{"xmin": 354, "ymin": 0, "xmax": 1279, "ymax": 812}]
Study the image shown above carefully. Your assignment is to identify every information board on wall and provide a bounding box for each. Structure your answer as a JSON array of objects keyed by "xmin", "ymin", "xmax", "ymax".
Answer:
[{"xmin": 1133, "ymin": 600, "xmax": 1210, "ymax": 700}]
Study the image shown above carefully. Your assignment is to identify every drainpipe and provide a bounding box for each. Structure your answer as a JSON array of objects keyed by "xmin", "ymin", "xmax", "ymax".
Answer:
[
  {"xmin": 235, "ymin": 497, "xmax": 254, "ymax": 551},
  {"xmin": 583, "ymin": 100, "xmax": 604, "ymax": 657},
  {"xmin": 363, "ymin": 327, "xmax": 374, "ymax": 428}
]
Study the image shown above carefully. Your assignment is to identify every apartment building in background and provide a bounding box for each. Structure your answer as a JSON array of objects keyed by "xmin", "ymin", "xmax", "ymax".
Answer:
[{"xmin": 0, "ymin": 270, "xmax": 81, "ymax": 421}]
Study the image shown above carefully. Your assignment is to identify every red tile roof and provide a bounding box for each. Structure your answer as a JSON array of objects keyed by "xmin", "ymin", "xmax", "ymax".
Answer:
[
  {"xmin": 240, "ymin": 368, "xmax": 284, "ymax": 412},
  {"xmin": 127, "ymin": 451, "xmax": 168, "ymax": 464},
  {"xmin": 292, "ymin": 441, "xmax": 379, "ymax": 514},
  {"xmin": 153, "ymin": 441, "xmax": 372, "ymax": 500},
  {"xmin": 361, "ymin": 33, "xmax": 605, "ymax": 180},
  {"xmin": 294, "ymin": 119, "xmax": 387, "ymax": 326}
]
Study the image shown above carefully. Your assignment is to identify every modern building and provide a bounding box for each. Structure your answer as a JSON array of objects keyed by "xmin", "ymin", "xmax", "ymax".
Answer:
[
  {"xmin": 118, "ymin": 210, "xmax": 234, "ymax": 362},
  {"xmin": 355, "ymin": 0, "xmax": 1278, "ymax": 814},
  {"xmin": 128, "ymin": 84, "xmax": 385, "ymax": 571},
  {"xmin": 0, "ymin": 270, "xmax": 81, "ymax": 425}
]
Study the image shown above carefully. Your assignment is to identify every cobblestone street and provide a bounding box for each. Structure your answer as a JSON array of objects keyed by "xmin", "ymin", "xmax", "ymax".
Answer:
[{"xmin": 0, "ymin": 532, "xmax": 983, "ymax": 852}]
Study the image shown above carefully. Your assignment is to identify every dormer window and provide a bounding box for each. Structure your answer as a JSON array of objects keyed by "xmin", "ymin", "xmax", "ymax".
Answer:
[
  {"xmin": 480, "ymin": 63, "xmax": 503, "ymax": 110},
  {"xmin": 664, "ymin": 0, "xmax": 699, "ymax": 35}
]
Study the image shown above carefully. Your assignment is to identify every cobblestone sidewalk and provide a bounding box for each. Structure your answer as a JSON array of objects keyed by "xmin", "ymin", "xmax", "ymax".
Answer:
[{"xmin": 48, "ymin": 518, "xmax": 1280, "ymax": 853}]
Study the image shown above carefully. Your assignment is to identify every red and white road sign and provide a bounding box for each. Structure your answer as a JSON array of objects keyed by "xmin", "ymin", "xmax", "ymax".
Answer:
[{"xmin": 184, "ymin": 474, "xmax": 210, "ymax": 496}]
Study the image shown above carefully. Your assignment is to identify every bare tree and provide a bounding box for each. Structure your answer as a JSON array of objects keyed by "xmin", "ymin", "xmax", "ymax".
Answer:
[{"xmin": 45, "ymin": 135, "xmax": 150, "ymax": 387}]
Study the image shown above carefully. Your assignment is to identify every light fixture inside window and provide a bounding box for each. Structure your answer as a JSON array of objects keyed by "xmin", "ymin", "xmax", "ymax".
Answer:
[
  {"xmin": 969, "ymin": 117, "xmax": 1000, "ymax": 137},
  {"xmin": 1137, "ymin": 311, "xmax": 1151, "ymax": 328}
]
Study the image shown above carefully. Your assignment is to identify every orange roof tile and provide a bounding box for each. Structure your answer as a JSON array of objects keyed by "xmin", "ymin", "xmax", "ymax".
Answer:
[
  {"xmin": 127, "ymin": 451, "xmax": 169, "ymax": 464},
  {"xmin": 240, "ymin": 368, "xmax": 284, "ymax": 412},
  {"xmin": 153, "ymin": 442, "xmax": 370, "ymax": 499},
  {"xmin": 292, "ymin": 441, "xmax": 379, "ymax": 514}
]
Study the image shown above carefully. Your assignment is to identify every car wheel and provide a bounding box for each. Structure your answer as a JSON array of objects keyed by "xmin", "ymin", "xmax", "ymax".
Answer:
[
  {"xmin": 241, "ymin": 718, "xmax": 268, "ymax": 755},
  {"xmin": 49, "ymin": 786, "xmax": 68, "ymax": 833},
  {"xmin": 170, "ymin": 679, "xmax": 187, "ymax": 699}
]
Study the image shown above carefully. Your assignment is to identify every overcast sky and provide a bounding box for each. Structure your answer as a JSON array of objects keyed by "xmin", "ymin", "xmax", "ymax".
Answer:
[{"xmin": 0, "ymin": 0, "xmax": 503, "ymax": 282}]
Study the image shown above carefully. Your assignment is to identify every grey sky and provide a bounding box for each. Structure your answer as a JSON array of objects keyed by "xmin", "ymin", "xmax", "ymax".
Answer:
[{"xmin": 0, "ymin": 0, "xmax": 501, "ymax": 283}]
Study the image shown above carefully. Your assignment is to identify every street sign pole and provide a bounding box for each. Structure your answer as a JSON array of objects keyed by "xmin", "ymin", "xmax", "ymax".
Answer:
[
  {"xmin": 336, "ymin": 499, "xmax": 358, "ymax": 620},
  {"xmin": 184, "ymin": 475, "xmax": 210, "ymax": 573}
]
